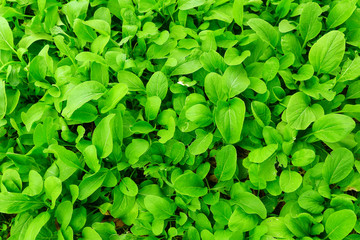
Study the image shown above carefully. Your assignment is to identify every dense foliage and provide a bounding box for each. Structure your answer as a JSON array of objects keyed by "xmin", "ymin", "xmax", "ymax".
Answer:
[{"xmin": 0, "ymin": 0, "xmax": 360, "ymax": 239}]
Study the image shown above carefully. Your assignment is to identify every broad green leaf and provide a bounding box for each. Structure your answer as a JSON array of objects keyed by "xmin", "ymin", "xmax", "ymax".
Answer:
[
  {"xmin": 229, "ymin": 207, "xmax": 258, "ymax": 232},
  {"xmin": 178, "ymin": 0, "xmax": 205, "ymax": 10},
  {"xmin": 117, "ymin": 70, "xmax": 145, "ymax": 92},
  {"xmin": 44, "ymin": 176, "xmax": 62, "ymax": 209},
  {"xmin": 55, "ymin": 201, "xmax": 73, "ymax": 230},
  {"xmin": 144, "ymin": 195, "xmax": 176, "ymax": 219},
  {"xmin": 145, "ymin": 96, "xmax": 161, "ymax": 121},
  {"xmin": 251, "ymin": 101, "xmax": 271, "ymax": 127},
  {"xmin": 223, "ymin": 65, "xmax": 250, "ymax": 98},
  {"xmin": 312, "ymin": 114, "xmax": 355, "ymax": 143},
  {"xmin": 23, "ymin": 170, "xmax": 43, "ymax": 196},
  {"xmin": 323, "ymin": 148, "xmax": 354, "ymax": 184},
  {"xmin": 125, "ymin": 139, "xmax": 149, "ymax": 164},
  {"xmin": 326, "ymin": 0, "xmax": 356, "ymax": 29},
  {"xmin": 286, "ymin": 92, "xmax": 316, "ymax": 130},
  {"xmin": 46, "ymin": 144, "xmax": 83, "ymax": 170},
  {"xmin": 338, "ymin": 55, "xmax": 360, "ymax": 82},
  {"xmin": 298, "ymin": 190, "xmax": 324, "ymax": 214},
  {"xmin": 74, "ymin": 19, "xmax": 97, "ymax": 42},
  {"xmin": 248, "ymin": 18, "xmax": 279, "ymax": 48},
  {"xmin": 0, "ymin": 79, "xmax": 6, "ymax": 120},
  {"xmin": 119, "ymin": 177, "xmax": 138, "ymax": 197},
  {"xmin": 99, "ymin": 83, "xmax": 128, "ymax": 113},
  {"xmin": 215, "ymin": 145, "xmax": 237, "ymax": 181},
  {"xmin": 309, "ymin": 31, "xmax": 345, "ymax": 74},
  {"xmin": 92, "ymin": 114, "xmax": 115, "ymax": 159},
  {"xmin": 188, "ymin": 129, "xmax": 213, "ymax": 156},
  {"xmin": 233, "ymin": 0, "xmax": 244, "ymax": 28},
  {"xmin": 78, "ymin": 169, "xmax": 107, "ymax": 200},
  {"xmin": 185, "ymin": 104, "xmax": 213, "ymax": 127},
  {"xmin": 292, "ymin": 64, "xmax": 314, "ymax": 81},
  {"xmin": 325, "ymin": 210, "xmax": 357, "ymax": 240},
  {"xmin": 210, "ymin": 201, "xmax": 232, "ymax": 225},
  {"xmin": 298, "ymin": 2, "xmax": 322, "ymax": 45},
  {"xmin": 24, "ymin": 211, "xmax": 51, "ymax": 240},
  {"xmin": 215, "ymin": 98, "xmax": 245, "ymax": 144},
  {"xmin": 0, "ymin": 192, "xmax": 43, "ymax": 214},
  {"xmin": 146, "ymin": 71, "xmax": 168, "ymax": 100},
  {"xmin": 248, "ymin": 144, "xmax": 277, "ymax": 163},
  {"xmin": 291, "ymin": 149, "xmax": 315, "ymax": 167},
  {"xmin": 174, "ymin": 172, "xmax": 207, "ymax": 197},
  {"xmin": 224, "ymin": 48, "xmax": 250, "ymax": 66},
  {"xmin": 83, "ymin": 227, "xmax": 102, "ymax": 240},
  {"xmin": 262, "ymin": 57, "xmax": 279, "ymax": 82},
  {"xmin": 170, "ymin": 60, "xmax": 202, "ymax": 76},
  {"xmin": 232, "ymin": 191, "xmax": 267, "ymax": 219},
  {"xmin": 279, "ymin": 170, "xmax": 302, "ymax": 193},
  {"xmin": 62, "ymin": 81, "xmax": 106, "ymax": 118},
  {"xmin": 204, "ymin": 72, "xmax": 226, "ymax": 103},
  {"xmin": 0, "ymin": 17, "xmax": 14, "ymax": 51},
  {"xmin": 83, "ymin": 145, "xmax": 100, "ymax": 173}
]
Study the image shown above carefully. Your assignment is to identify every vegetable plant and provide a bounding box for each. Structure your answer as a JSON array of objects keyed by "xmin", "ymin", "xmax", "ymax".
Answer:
[{"xmin": 0, "ymin": 0, "xmax": 360, "ymax": 239}]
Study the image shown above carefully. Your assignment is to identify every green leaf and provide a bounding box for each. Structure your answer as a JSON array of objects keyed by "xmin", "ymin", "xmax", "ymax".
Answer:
[
  {"xmin": 325, "ymin": 210, "xmax": 357, "ymax": 240},
  {"xmin": 223, "ymin": 65, "xmax": 250, "ymax": 98},
  {"xmin": 55, "ymin": 201, "xmax": 73, "ymax": 230},
  {"xmin": 92, "ymin": 114, "xmax": 115, "ymax": 159},
  {"xmin": 309, "ymin": 31, "xmax": 345, "ymax": 74},
  {"xmin": 185, "ymin": 104, "xmax": 213, "ymax": 127},
  {"xmin": 232, "ymin": 191, "xmax": 267, "ymax": 219},
  {"xmin": 119, "ymin": 177, "xmax": 138, "ymax": 197},
  {"xmin": 312, "ymin": 114, "xmax": 355, "ymax": 143},
  {"xmin": 204, "ymin": 72, "xmax": 226, "ymax": 103},
  {"xmin": 144, "ymin": 195, "xmax": 176, "ymax": 219},
  {"xmin": 251, "ymin": 101, "xmax": 271, "ymax": 127},
  {"xmin": 23, "ymin": 170, "xmax": 43, "ymax": 196},
  {"xmin": 62, "ymin": 81, "xmax": 106, "ymax": 118},
  {"xmin": 286, "ymin": 92, "xmax": 316, "ymax": 130},
  {"xmin": 224, "ymin": 48, "xmax": 250, "ymax": 66},
  {"xmin": 262, "ymin": 57, "xmax": 279, "ymax": 82},
  {"xmin": 248, "ymin": 144, "xmax": 277, "ymax": 163},
  {"xmin": 215, "ymin": 145, "xmax": 237, "ymax": 181},
  {"xmin": 78, "ymin": 169, "xmax": 107, "ymax": 200},
  {"xmin": 298, "ymin": 2, "xmax": 322, "ymax": 45},
  {"xmin": 44, "ymin": 176, "xmax": 62, "ymax": 209},
  {"xmin": 146, "ymin": 71, "xmax": 168, "ymax": 100},
  {"xmin": 338, "ymin": 55, "xmax": 360, "ymax": 82},
  {"xmin": 291, "ymin": 149, "xmax": 315, "ymax": 167},
  {"xmin": 0, "ymin": 192, "xmax": 44, "ymax": 214},
  {"xmin": 229, "ymin": 207, "xmax": 258, "ymax": 232},
  {"xmin": 0, "ymin": 79, "xmax": 6, "ymax": 120},
  {"xmin": 298, "ymin": 190, "xmax": 324, "ymax": 214},
  {"xmin": 210, "ymin": 201, "xmax": 232, "ymax": 225},
  {"xmin": 83, "ymin": 145, "xmax": 100, "ymax": 173},
  {"xmin": 248, "ymin": 18, "xmax": 279, "ymax": 48},
  {"xmin": 174, "ymin": 171, "xmax": 207, "ymax": 197},
  {"xmin": 178, "ymin": 0, "xmax": 205, "ymax": 10},
  {"xmin": 215, "ymin": 98, "xmax": 245, "ymax": 144},
  {"xmin": 292, "ymin": 64, "xmax": 314, "ymax": 81},
  {"xmin": 125, "ymin": 139, "xmax": 149, "ymax": 164},
  {"xmin": 322, "ymin": 148, "xmax": 354, "ymax": 184},
  {"xmin": 99, "ymin": 83, "xmax": 128, "ymax": 113},
  {"xmin": 279, "ymin": 170, "xmax": 302, "ymax": 193},
  {"xmin": 117, "ymin": 70, "xmax": 145, "ymax": 92},
  {"xmin": 0, "ymin": 16, "xmax": 14, "ymax": 51},
  {"xmin": 188, "ymin": 129, "xmax": 213, "ymax": 156},
  {"xmin": 326, "ymin": 0, "xmax": 357, "ymax": 29},
  {"xmin": 24, "ymin": 211, "xmax": 51, "ymax": 240},
  {"xmin": 233, "ymin": 0, "xmax": 244, "ymax": 28}
]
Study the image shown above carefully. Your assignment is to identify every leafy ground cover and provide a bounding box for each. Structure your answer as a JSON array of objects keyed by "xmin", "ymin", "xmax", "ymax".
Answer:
[{"xmin": 0, "ymin": 0, "xmax": 360, "ymax": 239}]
